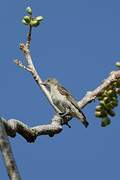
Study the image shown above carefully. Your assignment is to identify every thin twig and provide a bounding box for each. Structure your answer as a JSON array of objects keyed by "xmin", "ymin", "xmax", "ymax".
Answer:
[
  {"xmin": 26, "ymin": 25, "xmax": 32, "ymax": 49},
  {"xmin": 18, "ymin": 43, "xmax": 62, "ymax": 114},
  {"xmin": 14, "ymin": 59, "xmax": 32, "ymax": 72}
]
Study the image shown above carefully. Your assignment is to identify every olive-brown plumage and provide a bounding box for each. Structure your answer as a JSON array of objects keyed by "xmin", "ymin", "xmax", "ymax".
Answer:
[{"xmin": 41, "ymin": 78, "xmax": 89, "ymax": 128}]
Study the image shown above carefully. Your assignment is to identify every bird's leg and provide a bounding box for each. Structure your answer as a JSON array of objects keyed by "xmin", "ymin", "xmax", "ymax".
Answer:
[
  {"xmin": 58, "ymin": 109, "xmax": 69, "ymax": 117},
  {"xmin": 59, "ymin": 112, "xmax": 68, "ymax": 117},
  {"xmin": 65, "ymin": 122, "xmax": 71, "ymax": 128},
  {"xmin": 57, "ymin": 110, "xmax": 71, "ymax": 128}
]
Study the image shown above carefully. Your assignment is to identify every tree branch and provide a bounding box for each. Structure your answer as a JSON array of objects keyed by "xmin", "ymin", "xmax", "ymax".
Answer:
[
  {"xmin": 0, "ymin": 118, "xmax": 21, "ymax": 180},
  {"xmin": 1, "ymin": 69, "xmax": 120, "ymax": 142},
  {"xmin": 78, "ymin": 70, "xmax": 120, "ymax": 108},
  {"xmin": 2, "ymin": 116, "xmax": 63, "ymax": 143},
  {"xmin": 17, "ymin": 43, "xmax": 62, "ymax": 114}
]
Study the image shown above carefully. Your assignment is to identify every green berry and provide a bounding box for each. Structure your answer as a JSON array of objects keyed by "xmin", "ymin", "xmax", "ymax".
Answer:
[
  {"xmin": 103, "ymin": 97, "xmax": 110, "ymax": 103},
  {"xmin": 95, "ymin": 111, "xmax": 102, "ymax": 118},
  {"xmin": 97, "ymin": 96, "xmax": 104, "ymax": 100},
  {"xmin": 101, "ymin": 117, "xmax": 111, "ymax": 127},
  {"xmin": 95, "ymin": 105, "xmax": 103, "ymax": 111},
  {"xmin": 95, "ymin": 111, "xmax": 107, "ymax": 118},
  {"xmin": 116, "ymin": 89, "xmax": 120, "ymax": 95},
  {"xmin": 115, "ymin": 62, "xmax": 120, "ymax": 68},
  {"xmin": 107, "ymin": 89, "xmax": 115, "ymax": 96},
  {"xmin": 107, "ymin": 110, "xmax": 116, "ymax": 117},
  {"xmin": 105, "ymin": 102, "xmax": 114, "ymax": 110}
]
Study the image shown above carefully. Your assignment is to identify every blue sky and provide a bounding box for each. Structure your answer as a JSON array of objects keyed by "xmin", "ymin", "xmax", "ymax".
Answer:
[{"xmin": 0, "ymin": 0, "xmax": 120, "ymax": 179}]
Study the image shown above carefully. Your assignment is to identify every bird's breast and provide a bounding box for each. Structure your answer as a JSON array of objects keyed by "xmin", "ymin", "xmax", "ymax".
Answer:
[{"xmin": 51, "ymin": 86, "xmax": 66, "ymax": 105}]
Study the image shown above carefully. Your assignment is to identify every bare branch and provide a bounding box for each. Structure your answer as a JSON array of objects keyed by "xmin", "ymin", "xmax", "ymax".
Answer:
[
  {"xmin": 17, "ymin": 44, "xmax": 120, "ymax": 112},
  {"xmin": 14, "ymin": 59, "xmax": 32, "ymax": 72},
  {"xmin": 17, "ymin": 43, "xmax": 62, "ymax": 114},
  {"xmin": 0, "ymin": 118, "xmax": 21, "ymax": 180},
  {"xmin": 1, "ymin": 69, "xmax": 120, "ymax": 142},
  {"xmin": 78, "ymin": 70, "xmax": 120, "ymax": 108},
  {"xmin": 12, "ymin": 41, "xmax": 120, "ymax": 142},
  {"xmin": 2, "ymin": 116, "xmax": 63, "ymax": 143}
]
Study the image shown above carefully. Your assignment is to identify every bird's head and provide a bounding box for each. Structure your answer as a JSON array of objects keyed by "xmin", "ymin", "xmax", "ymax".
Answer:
[{"xmin": 41, "ymin": 78, "xmax": 59, "ymax": 89}]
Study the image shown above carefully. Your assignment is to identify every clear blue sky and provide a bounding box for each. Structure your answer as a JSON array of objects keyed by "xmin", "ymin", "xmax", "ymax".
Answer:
[{"xmin": 0, "ymin": 0, "xmax": 120, "ymax": 179}]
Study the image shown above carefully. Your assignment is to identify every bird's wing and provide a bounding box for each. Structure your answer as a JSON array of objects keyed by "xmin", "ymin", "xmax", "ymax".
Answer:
[{"xmin": 57, "ymin": 84, "xmax": 80, "ymax": 110}]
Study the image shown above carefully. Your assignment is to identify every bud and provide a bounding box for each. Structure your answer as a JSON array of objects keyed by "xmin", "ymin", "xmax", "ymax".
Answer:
[
  {"xmin": 30, "ymin": 20, "xmax": 40, "ymax": 27},
  {"xmin": 23, "ymin": 16, "xmax": 31, "ymax": 24},
  {"xmin": 35, "ymin": 16, "xmax": 44, "ymax": 22},
  {"xmin": 22, "ymin": 19, "xmax": 29, "ymax": 25},
  {"xmin": 26, "ymin": 6, "xmax": 32, "ymax": 15}
]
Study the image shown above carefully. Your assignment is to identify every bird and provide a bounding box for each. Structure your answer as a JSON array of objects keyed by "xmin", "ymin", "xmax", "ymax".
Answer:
[{"xmin": 41, "ymin": 78, "xmax": 89, "ymax": 128}]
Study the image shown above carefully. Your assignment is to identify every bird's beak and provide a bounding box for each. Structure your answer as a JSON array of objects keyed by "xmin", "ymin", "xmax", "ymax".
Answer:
[{"xmin": 40, "ymin": 82, "xmax": 46, "ymax": 86}]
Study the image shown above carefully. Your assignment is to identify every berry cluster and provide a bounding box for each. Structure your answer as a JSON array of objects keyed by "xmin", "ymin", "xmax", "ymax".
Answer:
[{"xmin": 95, "ymin": 79, "xmax": 120, "ymax": 127}]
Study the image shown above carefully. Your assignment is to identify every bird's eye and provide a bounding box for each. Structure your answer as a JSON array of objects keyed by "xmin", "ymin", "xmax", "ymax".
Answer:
[{"xmin": 48, "ymin": 79, "xmax": 51, "ymax": 83}]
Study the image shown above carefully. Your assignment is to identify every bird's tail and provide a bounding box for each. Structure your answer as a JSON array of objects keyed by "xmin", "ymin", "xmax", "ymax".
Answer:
[
  {"xmin": 82, "ymin": 119, "xmax": 89, "ymax": 128},
  {"xmin": 78, "ymin": 110, "xmax": 89, "ymax": 128}
]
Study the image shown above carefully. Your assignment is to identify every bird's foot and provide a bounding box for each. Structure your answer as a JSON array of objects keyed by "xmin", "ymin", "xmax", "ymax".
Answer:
[
  {"xmin": 65, "ymin": 122, "xmax": 71, "ymax": 128},
  {"xmin": 59, "ymin": 109, "xmax": 70, "ymax": 117},
  {"xmin": 58, "ymin": 112, "xmax": 71, "ymax": 128},
  {"xmin": 59, "ymin": 112, "xmax": 68, "ymax": 117}
]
